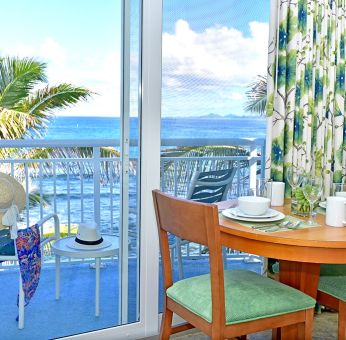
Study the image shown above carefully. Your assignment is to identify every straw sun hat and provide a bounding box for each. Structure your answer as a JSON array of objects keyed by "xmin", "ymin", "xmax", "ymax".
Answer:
[{"xmin": 0, "ymin": 173, "xmax": 26, "ymax": 230}]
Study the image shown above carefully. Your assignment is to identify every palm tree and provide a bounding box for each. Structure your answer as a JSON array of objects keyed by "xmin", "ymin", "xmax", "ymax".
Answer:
[
  {"xmin": 0, "ymin": 56, "xmax": 92, "ymax": 141},
  {"xmin": 0, "ymin": 56, "xmax": 120, "ymax": 206},
  {"xmin": 244, "ymin": 75, "xmax": 267, "ymax": 116}
]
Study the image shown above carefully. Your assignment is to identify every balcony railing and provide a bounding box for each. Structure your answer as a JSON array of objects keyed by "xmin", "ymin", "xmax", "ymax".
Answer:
[{"xmin": 0, "ymin": 137, "xmax": 265, "ymax": 261}]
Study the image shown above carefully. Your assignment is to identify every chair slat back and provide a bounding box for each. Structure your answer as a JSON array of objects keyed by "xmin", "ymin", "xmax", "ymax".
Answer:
[
  {"xmin": 187, "ymin": 168, "xmax": 236, "ymax": 203},
  {"xmin": 153, "ymin": 189, "xmax": 218, "ymax": 245}
]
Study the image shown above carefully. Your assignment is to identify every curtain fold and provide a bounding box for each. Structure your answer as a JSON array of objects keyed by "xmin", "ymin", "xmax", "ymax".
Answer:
[{"xmin": 266, "ymin": 0, "xmax": 346, "ymax": 196}]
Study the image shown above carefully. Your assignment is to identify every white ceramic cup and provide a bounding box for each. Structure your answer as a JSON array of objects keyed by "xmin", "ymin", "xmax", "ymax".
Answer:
[
  {"xmin": 267, "ymin": 181, "xmax": 285, "ymax": 206},
  {"xmin": 336, "ymin": 191, "xmax": 346, "ymax": 198},
  {"xmin": 326, "ymin": 196, "xmax": 346, "ymax": 227},
  {"xmin": 238, "ymin": 196, "xmax": 271, "ymax": 216}
]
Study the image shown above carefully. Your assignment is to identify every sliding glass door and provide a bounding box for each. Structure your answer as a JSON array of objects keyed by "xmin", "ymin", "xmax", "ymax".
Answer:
[
  {"xmin": 0, "ymin": 0, "xmax": 162, "ymax": 339},
  {"xmin": 81, "ymin": 0, "xmax": 162, "ymax": 338}
]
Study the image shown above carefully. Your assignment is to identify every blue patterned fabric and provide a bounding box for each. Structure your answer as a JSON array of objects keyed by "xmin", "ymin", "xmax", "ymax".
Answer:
[{"xmin": 15, "ymin": 224, "xmax": 41, "ymax": 307}]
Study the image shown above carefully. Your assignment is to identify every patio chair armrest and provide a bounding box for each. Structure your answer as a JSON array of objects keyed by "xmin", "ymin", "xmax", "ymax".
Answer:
[{"xmin": 36, "ymin": 213, "xmax": 60, "ymax": 245}]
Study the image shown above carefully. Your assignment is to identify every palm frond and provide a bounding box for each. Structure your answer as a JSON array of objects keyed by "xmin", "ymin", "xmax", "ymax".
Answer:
[
  {"xmin": 15, "ymin": 146, "xmax": 122, "ymax": 181},
  {"xmin": 0, "ymin": 107, "xmax": 33, "ymax": 139},
  {"xmin": 161, "ymin": 145, "xmax": 250, "ymax": 197},
  {"xmin": 28, "ymin": 190, "xmax": 50, "ymax": 208},
  {"xmin": 244, "ymin": 75, "xmax": 267, "ymax": 116},
  {"xmin": 0, "ymin": 57, "xmax": 47, "ymax": 108},
  {"xmin": 19, "ymin": 84, "xmax": 93, "ymax": 117}
]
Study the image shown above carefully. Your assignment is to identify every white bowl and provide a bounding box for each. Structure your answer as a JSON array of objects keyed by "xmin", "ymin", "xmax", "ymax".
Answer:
[{"xmin": 238, "ymin": 196, "xmax": 271, "ymax": 216}]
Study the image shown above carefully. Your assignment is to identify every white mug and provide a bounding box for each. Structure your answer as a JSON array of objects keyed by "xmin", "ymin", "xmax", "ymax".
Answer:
[
  {"xmin": 326, "ymin": 196, "xmax": 346, "ymax": 227},
  {"xmin": 336, "ymin": 191, "xmax": 346, "ymax": 198}
]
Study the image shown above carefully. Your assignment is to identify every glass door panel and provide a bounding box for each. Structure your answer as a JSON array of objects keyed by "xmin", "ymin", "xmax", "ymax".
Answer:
[
  {"xmin": 160, "ymin": 0, "xmax": 270, "ymax": 312},
  {"xmin": 0, "ymin": 0, "xmax": 141, "ymax": 338}
]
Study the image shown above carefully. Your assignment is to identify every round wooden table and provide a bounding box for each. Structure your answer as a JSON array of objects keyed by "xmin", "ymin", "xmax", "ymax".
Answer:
[{"xmin": 218, "ymin": 203, "xmax": 346, "ymax": 339}]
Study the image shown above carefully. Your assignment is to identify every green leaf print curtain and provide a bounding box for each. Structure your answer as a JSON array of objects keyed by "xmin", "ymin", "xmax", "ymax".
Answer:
[{"xmin": 266, "ymin": 0, "xmax": 346, "ymax": 196}]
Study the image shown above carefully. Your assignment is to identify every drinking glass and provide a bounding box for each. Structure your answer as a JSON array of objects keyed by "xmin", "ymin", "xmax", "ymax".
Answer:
[
  {"xmin": 286, "ymin": 167, "xmax": 304, "ymax": 215},
  {"xmin": 248, "ymin": 178, "xmax": 270, "ymax": 198},
  {"xmin": 302, "ymin": 177, "xmax": 323, "ymax": 225},
  {"xmin": 332, "ymin": 183, "xmax": 346, "ymax": 197}
]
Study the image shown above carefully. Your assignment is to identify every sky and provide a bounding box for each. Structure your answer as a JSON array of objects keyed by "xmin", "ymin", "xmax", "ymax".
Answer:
[{"xmin": 0, "ymin": 0, "xmax": 269, "ymax": 117}]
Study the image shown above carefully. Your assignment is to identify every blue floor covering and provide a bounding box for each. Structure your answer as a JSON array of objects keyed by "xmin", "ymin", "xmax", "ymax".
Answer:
[{"xmin": 0, "ymin": 256, "xmax": 261, "ymax": 340}]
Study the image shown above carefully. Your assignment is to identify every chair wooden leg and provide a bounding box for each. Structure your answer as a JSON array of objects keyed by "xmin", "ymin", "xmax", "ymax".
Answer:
[
  {"xmin": 305, "ymin": 309, "xmax": 314, "ymax": 340},
  {"xmin": 271, "ymin": 328, "xmax": 279, "ymax": 340},
  {"xmin": 297, "ymin": 308, "xmax": 313, "ymax": 340},
  {"xmin": 338, "ymin": 300, "xmax": 346, "ymax": 340},
  {"xmin": 237, "ymin": 335, "xmax": 247, "ymax": 340},
  {"xmin": 211, "ymin": 329, "xmax": 222, "ymax": 339},
  {"xmin": 160, "ymin": 305, "xmax": 173, "ymax": 340},
  {"xmin": 280, "ymin": 324, "xmax": 298, "ymax": 340}
]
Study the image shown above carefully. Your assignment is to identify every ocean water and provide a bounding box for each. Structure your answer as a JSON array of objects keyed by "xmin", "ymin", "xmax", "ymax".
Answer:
[
  {"xmin": 29, "ymin": 116, "xmax": 266, "ymax": 241},
  {"xmin": 43, "ymin": 116, "xmax": 266, "ymax": 140}
]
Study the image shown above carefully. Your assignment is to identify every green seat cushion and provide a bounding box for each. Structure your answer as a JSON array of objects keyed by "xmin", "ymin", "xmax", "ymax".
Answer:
[
  {"xmin": 319, "ymin": 275, "xmax": 346, "ymax": 302},
  {"xmin": 0, "ymin": 229, "xmax": 15, "ymax": 256},
  {"xmin": 167, "ymin": 269, "xmax": 315, "ymax": 325},
  {"xmin": 320, "ymin": 264, "xmax": 346, "ymax": 276}
]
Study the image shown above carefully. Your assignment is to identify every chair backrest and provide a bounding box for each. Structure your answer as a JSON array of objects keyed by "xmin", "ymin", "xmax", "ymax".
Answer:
[
  {"xmin": 187, "ymin": 168, "xmax": 237, "ymax": 203},
  {"xmin": 152, "ymin": 190, "xmax": 226, "ymax": 326}
]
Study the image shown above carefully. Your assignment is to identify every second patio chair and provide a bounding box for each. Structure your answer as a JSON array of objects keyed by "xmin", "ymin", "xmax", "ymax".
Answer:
[
  {"xmin": 173, "ymin": 168, "xmax": 236, "ymax": 279},
  {"xmin": 0, "ymin": 172, "xmax": 60, "ymax": 329},
  {"xmin": 317, "ymin": 264, "xmax": 346, "ymax": 340},
  {"xmin": 153, "ymin": 190, "xmax": 315, "ymax": 339},
  {"xmin": 0, "ymin": 213, "xmax": 60, "ymax": 329}
]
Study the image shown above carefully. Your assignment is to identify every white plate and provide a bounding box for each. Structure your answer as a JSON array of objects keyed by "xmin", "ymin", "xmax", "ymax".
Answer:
[
  {"xmin": 230, "ymin": 207, "xmax": 279, "ymax": 219},
  {"xmin": 319, "ymin": 201, "xmax": 326, "ymax": 209},
  {"xmin": 222, "ymin": 209, "xmax": 285, "ymax": 223}
]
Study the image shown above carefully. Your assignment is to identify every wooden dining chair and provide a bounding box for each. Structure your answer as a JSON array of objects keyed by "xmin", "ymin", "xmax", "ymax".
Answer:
[
  {"xmin": 173, "ymin": 168, "xmax": 237, "ymax": 279},
  {"xmin": 317, "ymin": 264, "xmax": 346, "ymax": 340},
  {"xmin": 153, "ymin": 190, "xmax": 316, "ymax": 340}
]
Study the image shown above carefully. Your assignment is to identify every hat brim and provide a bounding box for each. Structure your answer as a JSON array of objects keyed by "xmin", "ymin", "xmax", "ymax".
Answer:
[
  {"xmin": 0, "ymin": 173, "xmax": 26, "ymax": 230},
  {"xmin": 67, "ymin": 238, "xmax": 111, "ymax": 250}
]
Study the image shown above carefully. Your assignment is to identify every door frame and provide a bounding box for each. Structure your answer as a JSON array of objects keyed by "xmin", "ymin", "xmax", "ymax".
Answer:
[{"xmin": 66, "ymin": 0, "xmax": 162, "ymax": 338}]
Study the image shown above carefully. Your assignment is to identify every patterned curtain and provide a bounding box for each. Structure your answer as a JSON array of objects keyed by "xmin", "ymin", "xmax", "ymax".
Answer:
[{"xmin": 265, "ymin": 0, "xmax": 346, "ymax": 196}]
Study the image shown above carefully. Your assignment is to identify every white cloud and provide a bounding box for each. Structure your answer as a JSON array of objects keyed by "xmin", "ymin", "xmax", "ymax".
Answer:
[
  {"xmin": 228, "ymin": 91, "xmax": 244, "ymax": 101},
  {"xmin": 217, "ymin": 90, "xmax": 245, "ymax": 102},
  {"xmin": 40, "ymin": 37, "xmax": 67, "ymax": 65},
  {"xmin": 162, "ymin": 19, "xmax": 268, "ymax": 90}
]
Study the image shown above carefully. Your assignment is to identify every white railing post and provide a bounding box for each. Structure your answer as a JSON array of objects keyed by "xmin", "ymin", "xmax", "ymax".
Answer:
[
  {"xmin": 160, "ymin": 160, "xmax": 165, "ymax": 192},
  {"xmin": 260, "ymin": 141, "xmax": 266, "ymax": 178},
  {"xmin": 93, "ymin": 147, "xmax": 101, "ymax": 228},
  {"xmin": 249, "ymin": 146, "xmax": 258, "ymax": 190}
]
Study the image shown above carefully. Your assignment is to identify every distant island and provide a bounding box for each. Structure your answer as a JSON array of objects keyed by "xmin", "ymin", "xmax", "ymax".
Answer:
[{"xmin": 163, "ymin": 113, "xmax": 264, "ymax": 119}]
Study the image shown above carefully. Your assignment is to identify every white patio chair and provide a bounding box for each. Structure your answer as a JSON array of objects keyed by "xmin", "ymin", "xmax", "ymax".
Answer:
[
  {"xmin": 171, "ymin": 168, "xmax": 237, "ymax": 279},
  {"xmin": 0, "ymin": 213, "xmax": 60, "ymax": 329}
]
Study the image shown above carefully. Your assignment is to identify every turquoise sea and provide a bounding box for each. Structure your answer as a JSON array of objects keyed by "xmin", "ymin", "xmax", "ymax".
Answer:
[{"xmin": 44, "ymin": 116, "xmax": 266, "ymax": 140}]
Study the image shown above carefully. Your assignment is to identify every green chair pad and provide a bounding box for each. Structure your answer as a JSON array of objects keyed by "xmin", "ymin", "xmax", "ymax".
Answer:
[
  {"xmin": 320, "ymin": 264, "xmax": 346, "ymax": 276},
  {"xmin": 319, "ymin": 275, "xmax": 346, "ymax": 302},
  {"xmin": 167, "ymin": 269, "xmax": 315, "ymax": 325}
]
